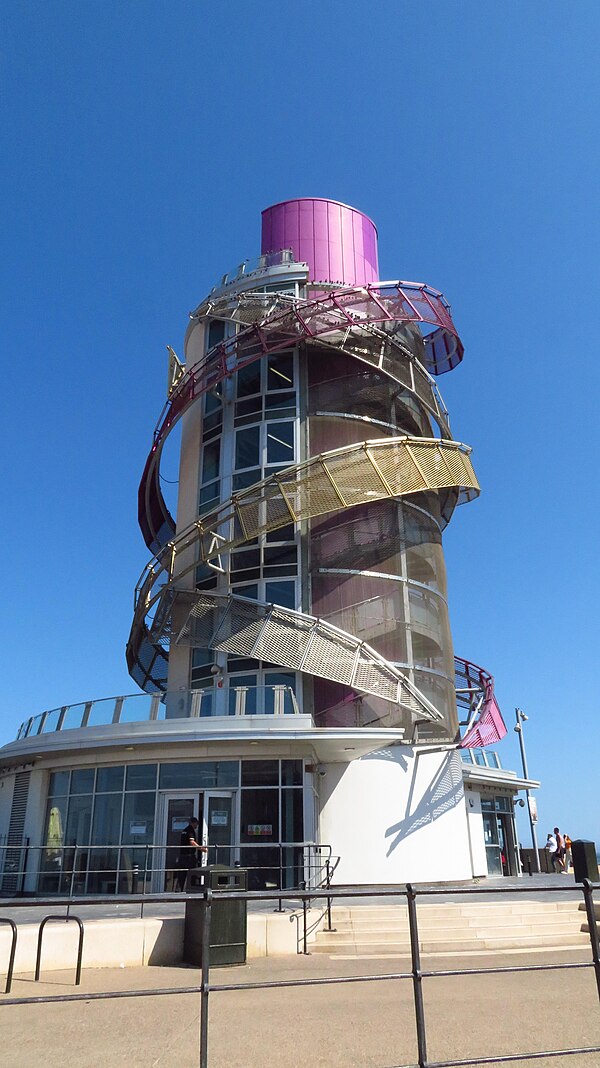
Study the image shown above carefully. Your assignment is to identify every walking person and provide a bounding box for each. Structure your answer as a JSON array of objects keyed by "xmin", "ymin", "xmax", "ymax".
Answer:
[
  {"xmin": 175, "ymin": 816, "xmax": 208, "ymax": 891},
  {"xmin": 564, "ymin": 833, "xmax": 573, "ymax": 872},
  {"xmin": 553, "ymin": 826, "xmax": 566, "ymax": 873},
  {"xmin": 545, "ymin": 832, "xmax": 557, "ymax": 873}
]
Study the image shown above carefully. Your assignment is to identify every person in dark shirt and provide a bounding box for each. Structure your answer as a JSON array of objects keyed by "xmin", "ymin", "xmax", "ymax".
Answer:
[{"xmin": 175, "ymin": 817, "xmax": 207, "ymax": 891}]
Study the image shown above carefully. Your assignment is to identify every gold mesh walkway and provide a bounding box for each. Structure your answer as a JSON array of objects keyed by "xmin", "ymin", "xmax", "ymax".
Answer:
[
  {"xmin": 127, "ymin": 436, "xmax": 479, "ymax": 716},
  {"xmin": 137, "ymin": 436, "xmax": 478, "ymax": 602}
]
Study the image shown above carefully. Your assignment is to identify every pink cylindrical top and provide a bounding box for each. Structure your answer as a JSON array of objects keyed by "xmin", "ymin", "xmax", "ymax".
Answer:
[{"xmin": 261, "ymin": 198, "xmax": 379, "ymax": 287}]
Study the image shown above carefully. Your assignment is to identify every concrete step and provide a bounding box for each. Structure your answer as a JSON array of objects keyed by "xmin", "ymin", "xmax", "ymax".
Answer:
[
  {"xmin": 330, "ymin": 901, "xmax": 578, "ymax": 921},
  {"xmin": 317, "ymin": 921, "xmax": 584, "ymax": 945},
  {"xmin": 578, "ymin": 901, "xmax": 600, "ymax": 919},
  {"xmin": 314, "ymin": 932, "xmax": 589, "ymax": 956},
  {"xmin": 328, "ymin": 917, "xmax": 585, "ymax": 936},
  {"xmin": 314, "ymin": 901, "xmax": 588, "ymax": 955}
]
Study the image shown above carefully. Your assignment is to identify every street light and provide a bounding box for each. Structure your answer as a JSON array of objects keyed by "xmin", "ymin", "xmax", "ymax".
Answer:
[{"xmin": 514, "ymin": 707, "xmax": 541, "ymax": 873}]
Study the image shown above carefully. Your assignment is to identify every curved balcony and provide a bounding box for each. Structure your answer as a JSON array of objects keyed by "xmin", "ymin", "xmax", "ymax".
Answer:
[{"xmin": 16, "ymin": 685, "xmax": 300, "ymax": 742}]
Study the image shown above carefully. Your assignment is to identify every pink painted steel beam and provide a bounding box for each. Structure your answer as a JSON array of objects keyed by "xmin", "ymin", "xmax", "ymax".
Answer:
[
  {"xmin": 455, "ymin": 655, "xmax": 507, "ymax": 748},
  {"xmin": 139, "ymin": 282, "xmax": 464, "ymax": 553}
]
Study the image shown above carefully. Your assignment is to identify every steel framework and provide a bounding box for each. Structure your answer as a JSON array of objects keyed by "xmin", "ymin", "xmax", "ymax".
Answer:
[{"xmin": 128, "ymin": 236, "xmax": 506, "ymax": 744}]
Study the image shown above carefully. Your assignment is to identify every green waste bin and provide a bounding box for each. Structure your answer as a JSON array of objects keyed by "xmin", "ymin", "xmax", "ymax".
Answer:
[{"xmin": 183, "ymin": 865, "xmax": 248, "ymax": 966}]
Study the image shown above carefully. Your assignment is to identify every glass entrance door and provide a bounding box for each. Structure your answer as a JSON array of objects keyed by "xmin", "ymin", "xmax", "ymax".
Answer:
[
  {"xmin": 160, "ymin": 792, "xmax": 234, "ymax": 889},
  {"xmin": 205, "ymin": 793, "xmax": 234, "ymax": 866},
  {"xmin": 162, "ymin": 795, "xmax": 201, "ymax": 891},
  {"xmin": 482, "ymin": 812, "xmax": 503, "ymax": 876}
]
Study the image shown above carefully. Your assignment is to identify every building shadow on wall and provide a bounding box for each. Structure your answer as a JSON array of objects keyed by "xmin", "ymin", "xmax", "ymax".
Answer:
[{"xmin": 382, "ymin": 751, "xmax": 463, "ymax": 856}]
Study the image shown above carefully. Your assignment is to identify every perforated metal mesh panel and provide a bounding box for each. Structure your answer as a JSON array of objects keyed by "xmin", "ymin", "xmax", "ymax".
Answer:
[{"xmin": 175, "ymin": 592, "xmax": 442, "ymax": 720}]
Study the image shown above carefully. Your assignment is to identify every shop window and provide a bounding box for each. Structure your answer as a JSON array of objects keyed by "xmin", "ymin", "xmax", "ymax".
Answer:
[
  {"xmin": 96, "ymin": 766, "xmax": 125, "ymax": 793},
  {"xmin": 70, "ymin": 769, "xmax": 95, "ymax": 794},
  {"xmin": 281, "ymin": 788, "xmax": 303, "ymax": 842},
  {"xmin": 48, "ymin": 771, "xmax": 70, "ymax": 797},
  {"xmin": 158, "ymin": 761, "xmax": 239, "ymax": 790},
  {"xmin": 125, "ymin": 764, "xmax": 158, "ymax": 791},
  {"xmin": 91, "ymin": 793, "xmax": 123, "ymax": 843},
  {"xmin": 65, "ymin": 795, "xmax": 92, "ymax": 846},
  {"xmin": 241, "ymin": 789, "xmax": 280, "ymax": 839},
  {"xmin": 241, "ymin": 760, "xmax": 279, "ymax": 787},
  {"xmin": 281, "ymin": 759, "xmax": 303, "ymax": 786},
  {"xmin": 122, "ymin": 793, "xmax": 156, "ymax": 845}
]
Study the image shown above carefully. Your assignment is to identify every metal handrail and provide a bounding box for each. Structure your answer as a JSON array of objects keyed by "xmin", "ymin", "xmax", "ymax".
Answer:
[
  {"xmin": 3, "ymin": 840, "xmax": 334, "ymax": 901},
  {"xmin": 16, "ymin": 684, "xmax": 301, "ymax": 741},
  {"xmin": 1, "ymin": 879, "xmax": 599, "ymax": 1068}
]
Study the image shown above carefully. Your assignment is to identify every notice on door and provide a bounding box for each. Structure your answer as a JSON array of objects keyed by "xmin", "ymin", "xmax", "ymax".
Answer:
[
  {"xmin": 171, "ymin": 817, "xmax": 190, "ymax": 831},
  {"xmin": 248, "ymin": 824, "xmax": 272, "ymax": 836},
  {"xmin": 211, "ymin": 810, "xmax": 229, "ymax": 826}
]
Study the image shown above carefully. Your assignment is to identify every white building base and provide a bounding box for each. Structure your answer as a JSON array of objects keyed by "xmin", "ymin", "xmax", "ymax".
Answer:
[{"xmin": 318, "ymin": 747, "xmax": 472, "ymax": 884}]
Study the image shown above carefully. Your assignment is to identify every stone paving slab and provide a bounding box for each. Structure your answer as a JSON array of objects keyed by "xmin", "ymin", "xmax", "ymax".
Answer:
[{"xmin": 1, "ymin": 948, "xmax": 599, "ymax": 1067}]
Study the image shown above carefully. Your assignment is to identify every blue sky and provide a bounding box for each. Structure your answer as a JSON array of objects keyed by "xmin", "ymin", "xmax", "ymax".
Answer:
[{"xmin": 2, "ymin": 2, "xmax": 599, "ymax": 848}]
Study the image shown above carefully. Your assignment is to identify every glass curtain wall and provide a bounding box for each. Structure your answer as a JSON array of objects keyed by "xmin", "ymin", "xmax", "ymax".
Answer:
[
  {"xmin": 38, "ymin": 759, "xmax": 304, "ymax": 893},
  {"xmin": 307, "ymin": 349, "xmax": 458, "ymax": 739}
]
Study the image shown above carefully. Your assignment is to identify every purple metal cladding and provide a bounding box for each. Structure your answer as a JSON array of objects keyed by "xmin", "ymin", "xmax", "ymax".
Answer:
[{"xmin": 261, "ymin": 198, "xmax": 379, "ymax": 287}]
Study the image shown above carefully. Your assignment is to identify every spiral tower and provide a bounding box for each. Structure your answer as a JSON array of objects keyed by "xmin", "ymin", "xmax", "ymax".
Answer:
[{"xmin": 128, "ymin": 198, "xmax": 484, "ymax": 747}]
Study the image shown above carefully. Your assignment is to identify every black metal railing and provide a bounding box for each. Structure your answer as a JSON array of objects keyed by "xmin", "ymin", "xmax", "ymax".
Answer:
[
  {"xmin": 2, "ymin": 841, "xmax": 337, "ymax": 903},
  {"xmin": 1, "ymin": 879, "xmax": 599, "ymax": 1067}
]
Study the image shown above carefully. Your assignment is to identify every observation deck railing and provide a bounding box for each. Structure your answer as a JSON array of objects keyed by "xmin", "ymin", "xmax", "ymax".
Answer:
[
  {"xmin": 15, "ymin": 685, "xmax": 301, "ymax": 742},
  {"xmin": 208, "ymin": 248, "xmax": 298, "ymax": 294},
  {"xmin": 460, "ymin": 748, "xmax": 502, "ymax": 769}
]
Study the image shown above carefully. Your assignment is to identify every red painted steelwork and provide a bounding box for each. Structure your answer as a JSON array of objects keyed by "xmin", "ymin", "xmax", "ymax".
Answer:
[
  {"xmin": 139, "ymin": 281, "xmax": 464, "ymax": 553},
  {"xmin": 455, "ymin": 656, "xmax": 507, "ymax": 748}
]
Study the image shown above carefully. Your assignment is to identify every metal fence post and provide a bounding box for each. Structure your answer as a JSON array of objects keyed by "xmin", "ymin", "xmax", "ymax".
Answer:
[
  {"xmin": 406, "ymin": 883, "xmax": 428, "ymax": 1068},
  {"xmin": 199, "ymin": 888, "xmax": 213, "ymax": 1068},
  {"xmin": 67, "ymin": 846, "xmax": 79, "ymax": 919},
  {"xmin": 141, "ymin": 845, "xmax": 149, "ymax": 919},
  {"xmin": 325, "ymin": 860, "xmax": 334, "ymax": 932},
  {"xmin": 582, "ymin": 879, "xmax": 600, "ymax": 1003},
  {"xmin": 278, "ymin": 844, "xmax": 284, "ymax": 912}
]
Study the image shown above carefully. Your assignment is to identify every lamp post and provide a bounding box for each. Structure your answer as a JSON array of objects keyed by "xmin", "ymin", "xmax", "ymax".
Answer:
[{"xmin": 514, "ymin": 708, "xmax": 540, "ymax": 873}]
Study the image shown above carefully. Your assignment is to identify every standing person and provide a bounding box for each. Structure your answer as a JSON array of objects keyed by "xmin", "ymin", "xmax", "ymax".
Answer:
[
  {"xmin": 564, "ymin": 833, "xmax": 573, "ymax": 872},
  {"xmin": 545, "ymin": 832, "xmax": 557, "ymax": 873},
  {"xmin": 553, "ymin": 826, "xmax": 566, "ymax": 873},
  {"xmin": 175, "ymin": 817, "xmax": 207, "ymax": 891}
]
